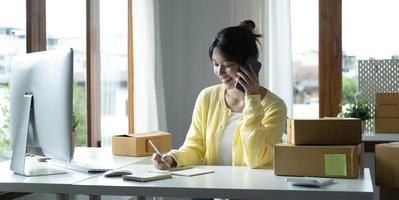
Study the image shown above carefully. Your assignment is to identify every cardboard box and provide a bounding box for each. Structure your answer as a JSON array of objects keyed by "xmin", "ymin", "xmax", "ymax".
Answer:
[
  {"xmin": 375, "ymin": 142, "xmax": 399, "ymax": 188},
  {"xmin": 287, "ymin": 118, "xmax": 362, "ymax": 145},
  {"xmin": 112, "ymin": 131, "xmax": 171, "ymax": 157},
  {"xmin": 376, "ymin": 93, "xmax": 399, "ymax": 105},
  {"xmin": 375, "ymin": 118, "xmax": 399, "ymax": 133},
  {"xmin": 375, "ymin": 105, "xmax": 399, "ymax": 118},
  {"xmin": 274, "ymin": 143, "xmax": 364, "ymax": 179}
]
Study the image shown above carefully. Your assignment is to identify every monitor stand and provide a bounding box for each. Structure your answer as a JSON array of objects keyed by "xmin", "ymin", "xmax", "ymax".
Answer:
[{"xmin": 10, "ymin": 92, "xmax": 67, "ymax": 176}]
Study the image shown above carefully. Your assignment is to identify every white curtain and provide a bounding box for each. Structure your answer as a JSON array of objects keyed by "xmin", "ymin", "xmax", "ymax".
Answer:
[
  {"xmin": 266, "ymin": 0, "xmax": 293, "ymax": 118},
  {"xmin": 132, "ymin": 0, "xmax": 167, "ymax": 133}
]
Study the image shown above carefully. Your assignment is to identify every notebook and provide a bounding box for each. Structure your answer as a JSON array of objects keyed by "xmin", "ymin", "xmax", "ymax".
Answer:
[
  {"xmin": 122, "ymin": 172, "xmax": 172, "ymax": 182},
  {"xmin": 150, "ymin": 167, "xmax": 214, "ymax": 177}
]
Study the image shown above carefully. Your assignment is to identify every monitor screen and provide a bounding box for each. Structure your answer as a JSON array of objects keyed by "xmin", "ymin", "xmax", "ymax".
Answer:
[{"xmin": 10, "ymin": 48, "xmax": 74, "ymax": 168}]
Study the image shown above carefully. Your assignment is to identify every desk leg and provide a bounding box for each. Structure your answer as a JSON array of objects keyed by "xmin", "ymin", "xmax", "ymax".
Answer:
[
  {"xmin": 57, "ymin": 193, "xmax": 70, "ymax": 200},
  {"xmin": 89, "ymin": 194, "xmax": 101, "ymax": 200}
]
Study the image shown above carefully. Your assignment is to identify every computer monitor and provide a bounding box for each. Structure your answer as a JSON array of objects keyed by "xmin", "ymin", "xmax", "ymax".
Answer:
[{"xmin": 10, "ymin": 48, "xmax": 74, "ymax": 176}]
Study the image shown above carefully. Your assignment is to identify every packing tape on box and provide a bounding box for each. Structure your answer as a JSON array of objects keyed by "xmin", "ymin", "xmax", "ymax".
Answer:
[{"xmin": 324, "ymin": 154, "xmax": 347, "ymax": 176}]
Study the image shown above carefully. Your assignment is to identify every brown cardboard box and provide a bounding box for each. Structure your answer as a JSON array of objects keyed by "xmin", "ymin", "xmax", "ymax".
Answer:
[
  {"xmin": 375, "ymin": 142, "xmax": 399, "ymax": 188},
  {"xmin": 375, "ymin": 118, "xmax": 399, "ymax": 133},
  {"xmin": 112, "ymin": 131, "xmax": 171, "ymax": 157},
  {"xmin": 375, "ymin": 105, "xmax": 399, "ymax": 118},
  {"xmin": 287, "ymin": 118, "xmax": 362, "ymax": 145},
  {"xmin": 274, "ymin": 143, "xmax": 364, "ymax": 179},
  {"xmin": 376, "ymin": 93, "xmax": 399, "ymax": 105}
]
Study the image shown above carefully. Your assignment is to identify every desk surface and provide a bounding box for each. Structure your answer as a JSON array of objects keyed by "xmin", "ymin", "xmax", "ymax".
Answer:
[
  {"xmin": 362, "ymin": 131, "xmax": 399, "ymax": 141},
  {"xmin": 71, "ymin": 147, "xmax": 148, "ymax": 168},
  {"xmin": 0, "ymin": 148, "xmax": 374, "ymax": 200},
  {"xmin": 75, "ymin": 164, "xmax": 374, "ymax": 200},
  {"xmin": 0, "ymin": 147, "xmax": 147, "ymax": 194},
  {"xmin": 0, "ymin": 160, "xmax": 92, "ymax": 194}
]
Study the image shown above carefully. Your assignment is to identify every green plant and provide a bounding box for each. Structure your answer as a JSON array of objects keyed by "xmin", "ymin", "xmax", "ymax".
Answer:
[
  {"xmin": 72, "ymin": 111, "xmax": 80, "ymax": 131},
  {"xmin": 72, "ymin": 83, "xmax": 87, "ymax": 147},
  {"xmin": 342, "ymin": 77, "xmax": 357, "ymax": 104},
  {"xmin": 338, "ymin": 93, "xmax": 371, "ymax": 120},
  {"xmin": 0, "ymin": 84, "xmax": 11, "ymax": 160}
]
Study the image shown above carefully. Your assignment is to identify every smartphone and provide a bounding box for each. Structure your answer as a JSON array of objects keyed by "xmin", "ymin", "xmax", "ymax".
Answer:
[{"xmin": 236, "ymin": 57, "xmax": 262, "ymax": 93}]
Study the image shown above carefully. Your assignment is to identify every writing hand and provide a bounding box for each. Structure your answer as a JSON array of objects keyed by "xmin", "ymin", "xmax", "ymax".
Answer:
[{"xmin": 151, "ymin": 153, "xmax": 176, "ymax": 170}]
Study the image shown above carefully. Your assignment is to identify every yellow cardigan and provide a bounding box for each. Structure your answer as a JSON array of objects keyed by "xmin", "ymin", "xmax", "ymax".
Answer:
[{"xmin": 168, "ymin": 84, "xmax": 287, "ymax": 169}]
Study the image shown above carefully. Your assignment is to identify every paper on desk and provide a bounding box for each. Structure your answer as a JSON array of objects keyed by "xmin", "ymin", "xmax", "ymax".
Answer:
[
  {"xmin": 166, "ymin": 166, "xmax": 193, "ymax": 171},
  {"xmin": 150, "ymin": 168, "xmax": 214, "ymax": 177}
]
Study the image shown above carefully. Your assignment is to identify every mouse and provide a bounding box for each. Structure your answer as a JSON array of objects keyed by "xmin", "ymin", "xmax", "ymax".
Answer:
[{"xmin": 103, "ymin": 169, "xmax": 133, "ymax": 177}]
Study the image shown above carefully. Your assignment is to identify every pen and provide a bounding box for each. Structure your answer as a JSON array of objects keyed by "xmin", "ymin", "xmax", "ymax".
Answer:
[{"xmin": 148, "ymin": 139, "xmax": 171, "ymax": 169}]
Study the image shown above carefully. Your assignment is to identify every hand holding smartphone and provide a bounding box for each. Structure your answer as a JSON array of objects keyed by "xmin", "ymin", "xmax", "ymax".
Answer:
[{"xmin": 236, "ymin": 57, "xmax": 262, "ymax": 93}]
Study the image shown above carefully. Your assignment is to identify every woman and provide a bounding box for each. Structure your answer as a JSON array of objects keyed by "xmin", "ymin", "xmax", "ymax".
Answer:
[{"xmin": 152, "ymin": 20, "xmax": 287, "ymax": 169}]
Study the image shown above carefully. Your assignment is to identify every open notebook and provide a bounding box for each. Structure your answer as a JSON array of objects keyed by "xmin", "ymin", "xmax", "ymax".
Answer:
[{"xmin": 150, "ymin": 167, "xmax": 214, "ymax": 177}]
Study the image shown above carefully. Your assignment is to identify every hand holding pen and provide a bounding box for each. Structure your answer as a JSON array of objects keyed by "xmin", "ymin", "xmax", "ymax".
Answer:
[{"xmin": 148, "ymin": 139, "xmax": 176, "ymax": 170}]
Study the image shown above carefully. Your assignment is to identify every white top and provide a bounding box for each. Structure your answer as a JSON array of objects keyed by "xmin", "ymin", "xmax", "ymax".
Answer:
[{"xmin": 218, "ymin": 112, "xmax": 240, "ymax": 165}]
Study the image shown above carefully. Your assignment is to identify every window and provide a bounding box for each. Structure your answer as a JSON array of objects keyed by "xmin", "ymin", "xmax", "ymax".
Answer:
[
  {"xmin": 0, "ymin": 0, "xmax": 26, "ymax": 161},
  {"xmin": 342, "ymin": 0, "xmax": 399, "ymax": 103},
  {"xmin": 0, "ymin": 0, "xmax": 134, "ymax": 155},
  {"xmin": 47, "ymin": 0, "xmax": 87, "ymax": 146},
  {"xmin": 291, "ymin": 0, "xmax": 319, "ymax": 118},
  {"xmin": 100, "ymin": 0, "xmax": 129, "ymax": 147}
]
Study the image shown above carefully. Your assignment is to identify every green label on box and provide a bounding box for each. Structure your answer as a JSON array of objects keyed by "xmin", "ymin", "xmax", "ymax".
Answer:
[{"xmin": 324, "ymin": 154, "xmax": 347, "ymax": 176}]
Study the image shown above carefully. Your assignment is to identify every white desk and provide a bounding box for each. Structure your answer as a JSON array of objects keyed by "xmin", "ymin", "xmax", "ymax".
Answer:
[
  {"xmin": 362, "ymin": 131, "xmax": 399, "ymax": 142},
  {"xmin": 75, "ymin": 164, "xmax": 374, "ymax": 200},
  {"xmin": 0, "ymin": 160, "xmax": 90, "ymax": 194},
  {"xmin": 362, "ymin": 131, "xmax": 399, "ymax": 153},
  {"xmin": 0, "ymin": 148, "xmax": 374, "ymax": 200},
  {"xmin": 0, "ymin": 147, "xmax": 148, "ymax": 198}
]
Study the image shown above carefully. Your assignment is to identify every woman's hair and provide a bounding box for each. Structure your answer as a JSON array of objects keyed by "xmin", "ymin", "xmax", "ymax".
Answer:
[{"xmin": 208, "ymin": 20, "xmax": 262, "ymax": 65}]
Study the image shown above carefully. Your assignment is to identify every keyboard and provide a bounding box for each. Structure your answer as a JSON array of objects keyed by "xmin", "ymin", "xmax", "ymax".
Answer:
[{"xmin": 48, "ymin": 160, "xmax": 112, "ymax": 173}]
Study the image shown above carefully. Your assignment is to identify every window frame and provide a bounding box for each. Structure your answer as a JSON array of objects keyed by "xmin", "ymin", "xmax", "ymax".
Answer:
[
  {"xmin": 24, "ymin": 0, "xmax": 134, "ymax": 147},
  {"xmin": 319, "ymin": 0, "xmax": 342, "ymax": 117}
]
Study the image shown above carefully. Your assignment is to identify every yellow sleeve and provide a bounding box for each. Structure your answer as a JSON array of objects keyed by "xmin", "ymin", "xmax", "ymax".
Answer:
[
  {"xmin": 168, "ymin": 91, "xmax": 207, "ymax": 167},
  {"xmin": 240, "ymin": 94, "xmax": 287, "ymax": 168}
]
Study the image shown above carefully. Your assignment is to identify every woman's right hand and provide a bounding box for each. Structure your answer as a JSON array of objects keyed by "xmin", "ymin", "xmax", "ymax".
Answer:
[{"xmin": 151, "ymin": 153, "xmax": 176, "ymax": 170}]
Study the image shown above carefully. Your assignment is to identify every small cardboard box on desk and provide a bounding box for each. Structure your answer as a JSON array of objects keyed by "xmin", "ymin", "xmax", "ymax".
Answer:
[{"xmin": 112, "ymin": 131, "xmax": 171, "ymax": 156}]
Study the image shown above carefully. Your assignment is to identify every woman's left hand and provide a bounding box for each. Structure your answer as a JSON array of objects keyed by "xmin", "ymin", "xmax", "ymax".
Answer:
[{"xmin": 236, "ymin": 65, "xmax": 260, "ymax": 95}]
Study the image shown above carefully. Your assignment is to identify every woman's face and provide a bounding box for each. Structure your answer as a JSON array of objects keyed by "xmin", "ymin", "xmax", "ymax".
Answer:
[{"xmin": 212, "ymin": 48, "xmax": 240, "ymax": 90}]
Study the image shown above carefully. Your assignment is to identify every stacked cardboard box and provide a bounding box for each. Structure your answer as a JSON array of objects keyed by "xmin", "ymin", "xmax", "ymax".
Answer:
[
  {"xmin": 375, "ymin": 93, "xmax": 399, "ymax": 133},
  {"xmin": 274, "ymin": 118, "xmax": 364, "ymax": 179}
]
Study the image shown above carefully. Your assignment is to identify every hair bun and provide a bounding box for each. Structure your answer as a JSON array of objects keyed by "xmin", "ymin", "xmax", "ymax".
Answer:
[{"xmin": 239, "ymin": 20, "xmax": 256, "ymax": 32}]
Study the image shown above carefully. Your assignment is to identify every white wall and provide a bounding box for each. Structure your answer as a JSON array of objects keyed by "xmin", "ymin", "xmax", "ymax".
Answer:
[{"xmin": 158, "ymin": 0, "xmax": 265, "ymax": 148}]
